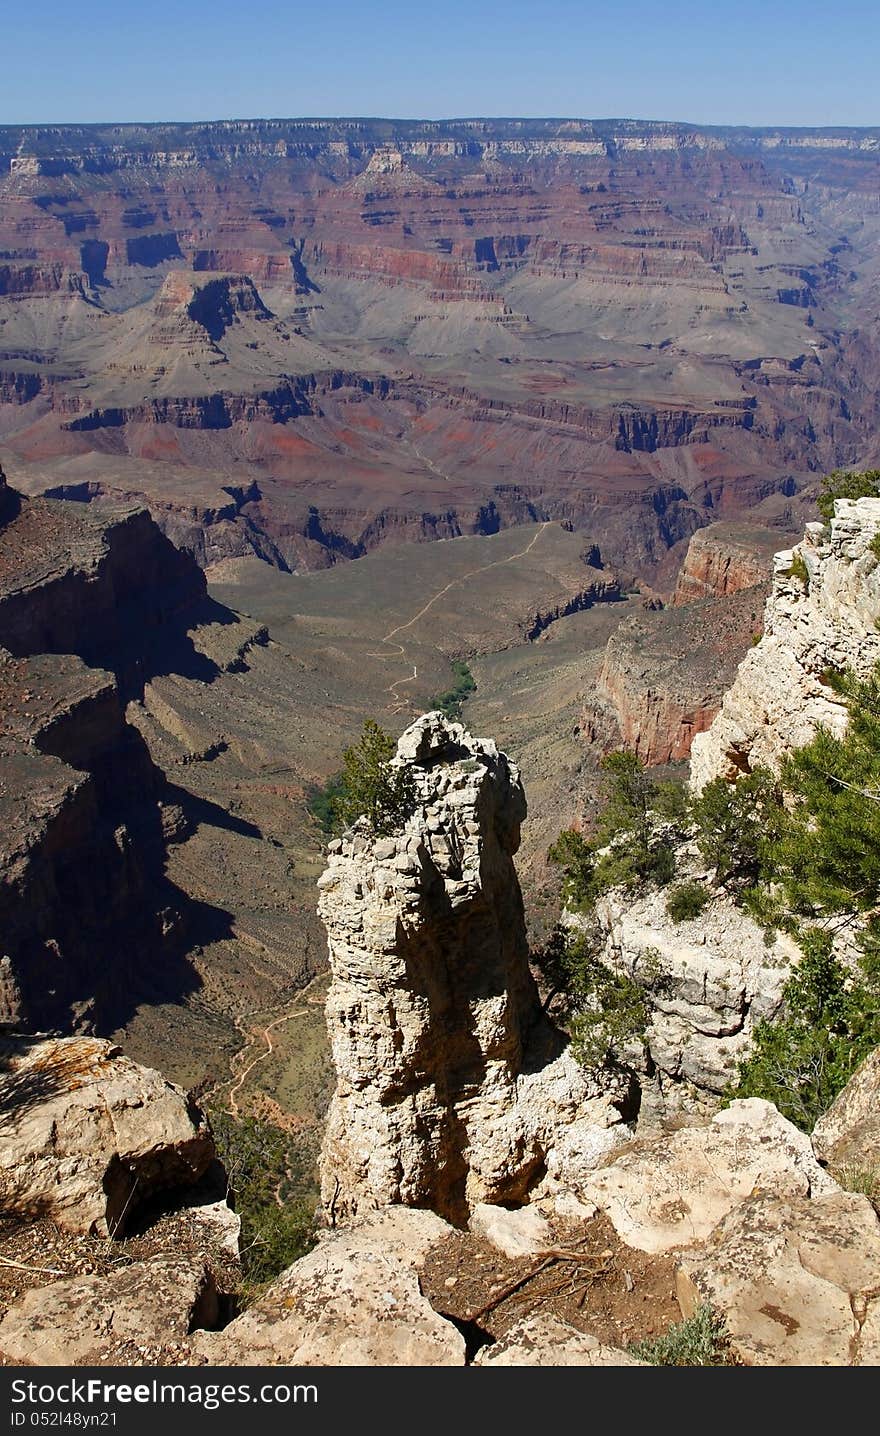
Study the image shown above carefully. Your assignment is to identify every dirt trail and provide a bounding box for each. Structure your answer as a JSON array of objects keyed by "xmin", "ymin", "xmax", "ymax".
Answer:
[
  {"xmin": 367, "ymin": 521, "xmax": 553, "ymax": 713},
  {"xmin": 208, "ymin": 976, "xmax": 327, "ymax": 1118}
]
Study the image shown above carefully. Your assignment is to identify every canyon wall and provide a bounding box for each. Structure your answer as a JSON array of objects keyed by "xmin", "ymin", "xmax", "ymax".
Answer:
[
  {"xmin": 2, "ymin": 119, "xmax": 878, "ymax": 574},
  {"xmin": 0, "ymin": 475, "xmax": 219, "ymax": 1029},
  {"xmin": 691, "ymin": 497, "xmax": 880, "ymax": 788}
]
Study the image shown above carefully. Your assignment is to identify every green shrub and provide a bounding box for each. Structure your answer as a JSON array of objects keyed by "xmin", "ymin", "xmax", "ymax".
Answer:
[
  {"xmin": 629, "ymin": 1304, "xmax": 732, "ymax": 1366},
  {"xmin": 831, "ymin": 1161, "xmax": 880, "ymax": 1205},
  {"xmin": 548, "ymin": 752, "xmax": 684, "ymax": 911},
  {"xmin": 210, "ymin": 1112, "xmax": 317, "ymax": 1289},
  {"xmin": 306, "ymin": 773, "xmax": 348, "ymax": 835},
  {"xmin": 817, "ymin": 468, "xmax": 880, "ymax": 522},
  {"xmin": 732, "ymin": 926, "xmax": 880, "ymax": 1130},
  {"xmin": 532, "ymin": 926, "xmax": 651, "ymax": 1069},
  {"xmin": 430, "ymin": 659, "xmax": 476, "ymax": 720},
  {"xmin": 318, "ymin": 719, "xmax": 417, "ymax": 837},
  {"xmin": 690, "ymin": 768, "xmax": 783, "ymax": 890},
  {"xmin": 569, "ymin": 957, "xmax": 650, "ymax": 1069},
  {"xmin": 666, "ymin": 880, "xmax": 711, "ymax": 923},
  {"xmin": 787, "ymin": 551, "xmax": 809, "ymax": 590}
]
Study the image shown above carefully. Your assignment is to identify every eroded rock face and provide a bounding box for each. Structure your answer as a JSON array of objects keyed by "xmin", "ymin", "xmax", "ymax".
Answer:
[
  {"xmin": 671, "ymin": 523, "xmax": 778, "ymax": 606},
  {"xmin": 580, "ymin": 1099, "xmax": 838, "ymax": 1254},
  {"xmin": 195, "ymin": 1210, "xmax": 466, "ymax": 1368},
  {"xmin": 317, "ymin": 713, "xmax": 630, "ymax": 1222},
  {"xmin": 583, "ymin": 585, "xmax": 768, "ymax": 766},
  {"xmin": 591, "ymin": 880, "xmax": 794, "ymax": 1098},
  {"xmin": 691, "ymin": 498, "xmax": 880, "ymax": 790},
  {"xmin": 676, "ymin": 1191, "xmax": 880, "ymax": 1366},
  {"xmin": 0, "ymin": 1036, "xmax": 214, "ymax": 1235}
]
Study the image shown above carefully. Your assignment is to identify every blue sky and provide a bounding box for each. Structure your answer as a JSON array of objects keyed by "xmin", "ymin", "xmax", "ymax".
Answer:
[{"xmin": 3, "ymin": 0, "xmax": 879, "ymax": 128}]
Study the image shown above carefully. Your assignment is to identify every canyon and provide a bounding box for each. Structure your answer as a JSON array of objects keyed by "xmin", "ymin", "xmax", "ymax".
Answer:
[
  {"xmin": 2, "ymin": 118, "xmax": 880, "ymax": 583},
  {"xmin": 2, "ymin": 115, "xmax": 880, "ymax": 1367}
]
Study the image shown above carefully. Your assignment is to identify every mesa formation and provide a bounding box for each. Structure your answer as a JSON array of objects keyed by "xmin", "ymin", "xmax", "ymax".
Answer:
[{"xmin": 1, "ymin": 118, "xmax": 880, "ymax": 1370}]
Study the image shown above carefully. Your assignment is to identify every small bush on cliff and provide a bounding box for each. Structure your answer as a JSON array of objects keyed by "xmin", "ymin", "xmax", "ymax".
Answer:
[
  {"xmin": 732, "ymin": 928, "xmax": 880, "ymax": 1130},
  {"xmin": 318, "ymin": 720, "xmax": 417, "ymax": 837},
  {"xmin": 771, "ymin": 665, "xmax": 880, "ymax": 919},
  {"xmin": 724, "ymin": 665, "xmax": 880, "ymax": 1125},
  {"xmin": 532, "ymin": 926, "xmax": 650, "ymax": 1068},
  {"xmin": 306, "ymin": 772, "xmax": 348, "ymax": 835},
  {"xmin": 629, "ymin": 1304, "xmax": 732, "ymax": 1366},
  {"xmin": 548, "ymin": 752, "xmax": 684, "ymax": 910},
  {"xmin": 787, "ymin": 551, "xmax": 810, "ymax": 590},
  {"xmin": 690, "ymin": 767, "xmax": 784, "ymax": 891},
  {"xmin": 547, "ymin": 829, "xmax": 597, "ymax": 912},
  {"xmin": 211, "ymin": 1112, "xmax": 316, "ymax": 1289},
  {"xmin": 666, "ymin": 880, "xmax": 711, "ymax": 923},
  {"xmin": 817, "ymin": 467, "xmax": 880, "ymax": 523}
]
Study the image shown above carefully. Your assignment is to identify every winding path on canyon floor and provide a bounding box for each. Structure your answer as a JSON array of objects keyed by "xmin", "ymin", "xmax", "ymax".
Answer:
[{"xmin": 367, "ymin": 520, "xmax": 554, "ymax": 714}]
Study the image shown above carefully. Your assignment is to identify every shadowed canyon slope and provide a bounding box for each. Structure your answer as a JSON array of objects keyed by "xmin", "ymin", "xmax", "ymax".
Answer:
[{"xmin": 2, "ymin": 118, "xmax": 880, "ymax": 576}]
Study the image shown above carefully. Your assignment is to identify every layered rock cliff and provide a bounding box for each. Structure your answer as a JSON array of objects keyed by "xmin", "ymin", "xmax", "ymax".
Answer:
[
  {"xmin": 690, "ymin": 497, "xmax": 880, "ymax": 789},
  {"xmin": 317, "ymin": 713, "xmax": 631, "ymax": 1223},
  {"xmin": 581, "ymin": 585, "xmax": 767, "ymax": 767},
  {"xmin": 2, "ymin": 118, "xmax": 878, "ymax": 575},
  {"xmin": 0, "ymin": 479, "xmax": 236, "ymax": 1030},
  {"xmin": 582, "ymin": 498, "xmax": 880, "ymax": 1111},
  {"xmin": 671, "ymin": 523, "xmax": 781, "ymax": 606}
]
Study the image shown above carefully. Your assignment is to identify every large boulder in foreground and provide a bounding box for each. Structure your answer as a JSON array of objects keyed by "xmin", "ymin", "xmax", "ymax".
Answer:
[
  {"xmin": 676, "ymin": 1191, "xmax": 880, "ymax": 1366},
  {"xmin": 580, "ymin": 1098, "xmax": 838, "ymax": 1254},
  {"xmin": 0, "ymin": 1256, "xmax": 219, "ymax": 1366},
  {"xmin": 194, "ymin": 1209, "xmax": 466, "ymax": 1367},
  {"xmin": 0, "ymin": 1036, "xmax": 214, "ymax": 1235}
]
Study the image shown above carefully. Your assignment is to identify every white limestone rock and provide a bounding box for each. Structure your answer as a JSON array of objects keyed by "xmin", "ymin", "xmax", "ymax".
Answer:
[
  {"xmin": 194, "ymin": 1210, "xmax": 465, "ymax": 1367},
  {"xmin": 0, "ymin": 1035, "xmax": 214, "ymax": 1235},
  {"xmin": 470, "ymin": 1203, "xmax": 552, "ymax": 1258},
  {"xmin": 589, "ymin": 885, "xmax": 793, "ymax": 1096},
  {"xmin": 812, "ymin": 1045, "xmax": 880, "ymax": 1173},
  {"xmin": 474, "ymin": 1314, "xmax": 646, "ymax": 1366},
  {"xmin": 691, "ymin": 498, "xmax": 880, "ymax": 791},
  {"xmin": 580, "ymin": 1098, "xmax": 838, "ymax": 1253},
  {"xmin": 676, "ymin": 1190, "xmax": 880, "ymax": 1365},
  {"xmin": 317, "ymin": 713, "xmax": 630, "ymax": 1223},
  {"xmin": 0, "ymin": 1257, "xmax": 218, "ymax": 1366}
]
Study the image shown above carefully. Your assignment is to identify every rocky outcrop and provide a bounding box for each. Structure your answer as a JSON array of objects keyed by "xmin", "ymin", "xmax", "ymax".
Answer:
[
  {"xmin": 470, "ymin": 1202, "xmax": 552, "ymax": 1258},
  {"xmin": 0, "ymin": 490, "xmax": 217, "ymax": 1030},
  {"xmin": 0, "ymin": 1256, "xmax": 220, "ymax": 1366},
  {"xmin": 473, "ymin": 1315, "xmax": 645, "ymax": 1367},
  {"xmin": 317, "ymin": 712, "xmax": 632, "ymax": 1223},
  {"xmin": 676, "ymin": 1190, "xmax": 880, "ymax": 1366},
  {"xmin": 671, "ymin": 523, "xmax": 778, "ymax": 605},
  {"xmin": 0, "ymin": 493, "xmax": 204, "ymax": 677},
  {"xmin": 588, "ymin": 873, "xmax": 794, "ymax": 1099},
  {"xmin": 812, "ymin": 1047, "xmax": 880, "ymax": 1174},
  {"xmin": 0, "ymin": 463, "xmax": 15, "ymax": 525},
  {"xmin": 195, "ymin": 1210, "xmax": 466, "ymax": 1367},
  {"xmin": 690, "ymin": 497, "xmax": 880, "ymax": 789},
  {"xmin": 0, "ymin": 1036, "xmax": 214, "ymax": 1235},
  {"xmin": 580, "ymin": 1099, "xmax": 837, "ymax": 1253}
]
